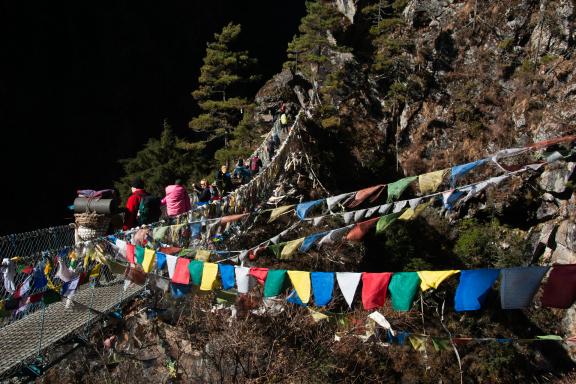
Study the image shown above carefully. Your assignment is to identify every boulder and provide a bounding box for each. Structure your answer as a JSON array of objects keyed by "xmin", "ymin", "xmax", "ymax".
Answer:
[{"xmin": 538, "ymin": 162, "xmax": 575, "ymax": 193}]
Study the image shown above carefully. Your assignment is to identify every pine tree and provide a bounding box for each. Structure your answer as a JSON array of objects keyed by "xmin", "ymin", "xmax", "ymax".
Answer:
[
  {"xmin": 188, "ymin": 23, "xmax": 258, "ymax": 146},
  {"xmin": 284, "ymin": 1, "xmax": 345, "ymax": 79},
  {"xmin": 116, "ymin": 120, "xmax": 208, "ymax": 199}
]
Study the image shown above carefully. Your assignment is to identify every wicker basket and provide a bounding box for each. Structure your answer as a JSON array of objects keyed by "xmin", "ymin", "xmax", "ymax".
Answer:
[{"xmin": 74, "ymin": 213, "xmax": 111, "ymax": 242}]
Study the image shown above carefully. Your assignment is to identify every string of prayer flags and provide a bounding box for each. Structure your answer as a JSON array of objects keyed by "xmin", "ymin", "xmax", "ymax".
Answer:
[
  {"xmin": 235, "ymin": 266, "xmax": 252, "ymax": 293},
  {"xmin": 450, "ymin": 159, "xmax": 487, "ymax": 186},
  {"xmin": 280, "ymin": 238, "xmax": 305, "ymax": 259},
  {"xmin": 287, "ymin": 271, "xmax": 311, "ymax": 303},
  {"xmin": 419, "ymin": 169, "xmax": 447, "ymax": 195},
  {"xmin": 263, "ymin": 269, "xmax": 287, "ymax": 297},
  {"xmin": 418, "ymin": 270, "xmax": 460, "ymax": 291},
  {"xmin": 336, "ymin": 272, "xmax": 362, "ymax": 308},
  {"xmin": 166, "ymin": 254, "xmax": 178, "ymax": 279},
  {"xmin": 442, "ymin": 189, "xmax": 465, "ymax": 210},
  {"xmin": 388, "ymin": 272, "xmax": 421, "ymax": 311},
  {"xmin": 387, "ymin": 176, "xmax": 417, "ymax": 203},
  {"xmin": 188, "ymin": 260, "xmax": 204, "ymax": 286},
  {"xmin": 500, "ymin": 266, "xmax": 549, "ymax": 309},
  {"xmin": 541, "ymin": 264, "xmax": 576, "ymax": 308},
  {"xmin": 249, "ymin": 267, "xmax": 269, "ymax": 286},
  {"xmin": 361, "ymin": 272, "xmax": 392, "ymax": 310},
  {"xmin": 318, "ymin": 225, "xmax": 354, "ymax": 247},
  {"xmin": 296, "ymin": 199, "xmax": 324, "ymax": 220},
  {"xmin": 311, "ymin": 272, "xmax": 334, "ymax": 307},
  {"xmin": 142, "ymin": 248, "xmax": 156, "ymax": 273},
  {"xmin": 348, "ymin": 185, "xmax": 386, "ymax": 208},
  {"xmin": 126, "ymin": 243, "xmax": 135, "ymax": 264},
  {"xmin": 172, "ymin": 258, "xmax": 191, "ymax": 285},
  {"xmin": 346, "ymin": 217, "xmax": 380, "ymax": 241},
  {"xmin": 268, "ymin": 205, "xmax": 295, "ymax": 222},
  {"xmin": 219, "ymin": 264, "xmax": 236, "ymax": 290},
  {"xmin": 326, "ymin": 192, "xmax": 354, "ymax": 211},
  {"xmin": 376, "ymin": 212, "xmax": 402, "ymax": 234},
  {"xmin": 200, "ymin": 263, "xmax": 219, "ymax": 291},
  {"xmin": 454, "ymin": 269, "xmax": 500, "ymax": 311},
  {"xmin": 300, "ymin": 232, "xmax": 329, "ymax": 252}
]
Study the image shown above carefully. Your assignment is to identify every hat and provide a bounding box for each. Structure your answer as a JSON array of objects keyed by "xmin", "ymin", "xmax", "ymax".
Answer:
[{"xmin": 131, "ymin": 177, "xmax": 144, "ymax": 189}]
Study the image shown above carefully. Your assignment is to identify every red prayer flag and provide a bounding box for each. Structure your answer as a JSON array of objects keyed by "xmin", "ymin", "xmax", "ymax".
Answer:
[
  {"xmin": 347, "ymin": 185, "xmax": 386, "ymax": 208},
  {"xmin": 361, "ymin": 272, "xmax": 392, "ymax": 310},
  {"xmin": 221, "ymin": 213, "xmax": 249, "ymax": 224},
  {"xmin": 541, "ymin": 264, "xmax": 576, "ymax": 309},
  {"xmin": 249, "ymin": 267, "xmax": 269, "ymax": 285},
  {"xmin": 346, "ymin": 217, "xmax": 380, "ymax": 241},
  {"xmin": 126, "ymin": 243, "xmax": 135, "ymax": 264},
  {"xmin": 530, "ymin": 135, "xmax": 576, "ymax": 150},
  {"xmin": 172, "ymin": 258, "xmax": 191, "ymax": 285}
]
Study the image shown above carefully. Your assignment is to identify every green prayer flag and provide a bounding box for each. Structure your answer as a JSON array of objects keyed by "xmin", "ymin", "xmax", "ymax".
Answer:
[
  {"xmin": 152, "ymin": 226, "xmax": 169, "ymax": 241},
  {"xmin": 387, "ymin": 176, "xmax": 417, "ymax": 203},
  {"xmin": 376, "ymin": 212, "xmax": 402, "ymax": 234},
  {"xmin": 536, "ymin": 335, "xmax": 563, "ymax": 340},
  {"xmin": 432, "ymin": 337, "xmax": 451, "ymax": 351},
  {"xmin": 188, "ymin": 260, "xmax": 204, "ymax": 286},
  {"xmin": 135, "ymin": 246, "xmax": 145, "ymax": 265},
  {"xmin": 388, "ymin": 272, "xmax": 421, "ymax": 311},
  {"xmin": 264, "ymin": 270, "xmax": 287, "ymax": 297},
  {"xmin": 268, "ymin": 243, "xmax": 286, "ymax": 258}
]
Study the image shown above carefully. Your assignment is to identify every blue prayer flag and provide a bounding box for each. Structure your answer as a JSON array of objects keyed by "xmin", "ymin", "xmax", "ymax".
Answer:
[
  {"xmin": 296, "ymin": 199, "xmax": 324, "ymax": 220},
  {"xmin": 190, "ymin": 223, "xmax": 202, "ymax": 239},
  {"xmin": 156, "ymin": 252, "xmax": 167, "ymax": 271},
  {"xmin": 450, "ymin": 159, "xmax": 486, "ymax": 186},
  {"xmin": 454, "ymin": 269, "xmax": 500, "ymax": 311},
  {"xmin": 219, "ymin": 264, "xmax": 236, "ymax": 290},
  {"xmin": 33, "ymin": 265, "xmax": 48, "ymax": 290},
  {"xmin": 311, "ymin": 272, "xmax": 334, "ymax": 307},
  {"xmin": 300, "ymin": 231, "xmax": 329, "ymax": 252}
]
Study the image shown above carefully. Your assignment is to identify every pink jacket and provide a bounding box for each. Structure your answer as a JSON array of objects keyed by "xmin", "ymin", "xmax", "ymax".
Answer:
[{"xmin": 161, "ymin": 185, "xmax": 191, "ymax": 216}]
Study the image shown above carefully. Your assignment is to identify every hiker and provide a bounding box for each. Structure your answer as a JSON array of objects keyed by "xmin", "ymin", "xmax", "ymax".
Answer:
[
  {"xmin": 192, "ymin": 179, "xmax": 212, "ymax": 204},
  {"xmin": 215, "ymin": 165, "xmax": 233, "ymax": 194},
  {"xmin": 233, "ymin": 159, "xmax": 251, "ymax": 184},
  {"xmin": 161, "ymin": 179, "xmax": 191, "ymax": 217},
  {"xmin": 266, "ymin": 139, "xmax": 275, "ymax": 160},
  {"xmin": 210, "ymin": 183, "xmax": 221, "ymax": 201},
  {"xmin": 249, "ymin": 153, "xmax": 263, "ymax": 176},
  {"xmin": 123, "ymin": 177, "xmax": 147, "ymax": 230}
]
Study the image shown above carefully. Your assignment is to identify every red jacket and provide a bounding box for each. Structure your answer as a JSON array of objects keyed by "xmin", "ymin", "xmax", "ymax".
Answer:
[
  {"xmin": 161, "ymin": 184, "xmax": 191, "ymax": 216},
  {"xmin": 123, "ymin": 189, "xmax": 147, "ymax": 230}
]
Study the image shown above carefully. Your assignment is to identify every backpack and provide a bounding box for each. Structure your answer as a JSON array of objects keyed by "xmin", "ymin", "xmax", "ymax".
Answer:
[
  {"xmin": 250, "ymin": 157, "xmax": 260, "ymax": 172},
  {"xmin": 137, "ymin": 195, "xmax": 161, "ymax": 225}
]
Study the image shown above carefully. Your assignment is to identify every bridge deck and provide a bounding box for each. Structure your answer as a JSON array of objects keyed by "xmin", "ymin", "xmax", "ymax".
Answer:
[{"xmin": 0, "ymin": 276, "xmax": 142, "ymax": 376}]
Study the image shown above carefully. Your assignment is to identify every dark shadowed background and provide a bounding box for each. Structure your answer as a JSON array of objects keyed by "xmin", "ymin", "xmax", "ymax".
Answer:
[{"xmin": 0, "ymin": 1, "xmax": 306, "ymax": 235}]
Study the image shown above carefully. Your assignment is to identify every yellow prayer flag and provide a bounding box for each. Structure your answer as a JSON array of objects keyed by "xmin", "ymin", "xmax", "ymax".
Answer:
[
  {"xmin": 89, "ymin": 263, "xmax": 101, "ymax": 278},
  {"xmin": 418, "ymin": 169, "xmax": 447, "ymax": 195},
  {"xmin": 417, "ymin": 270, "xmax": 460, "ymax": 291},
  {"xmin": 142, "ymin": 248, "xmax": 156, "ymax": 273},
  {"xmin": 398, "ymin": 208, "xmax": 415, "ymax": 221},
  {"xmin": 268, "ymin": 205, "xmax": 295, "ymax": 223},
  {"xmin": 398, "ymin": 201, "xmax": 431, "ymax": 221},
  {"xmin": 287, "ymin": 270, "xmax": 311, "ymax": 303},
  {"xmin": 200, "ymin": 262, "xmax": 219, "ymax": 291},
  {"xmin": 280, "ymin": 238, "xmax": 305, "ymax": 260},
  {"xmin": 409, "ymin": 335, "xmax": 427, "ymax": 352},
  {"xmin": 195, "ymin": 249, "xmax": 211, "ymax": 262},
  {"xmin": 308, "ymin": 308, "xmax": 329, "ymax": 322}
]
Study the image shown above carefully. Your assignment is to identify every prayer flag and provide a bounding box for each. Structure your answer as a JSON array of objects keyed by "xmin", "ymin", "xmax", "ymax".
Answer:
[
  {"xmin": 418, "ymin": 270, "xmax": 460, "ymax": 291},
  {"xmin": 308, "ymin": 307, "xmax": 329, "ymax": 322},
  {"xmin": 33, "ymin": 265, "xmax": 48, "ymax": 290},
  {"xmin": 166, "ymin": 254, "xmax": 178, "ymax": 279},
  {"xmin": 13, "ymin": 275, "xmax": 32, "ymax": 299},
  {"xmin": 200, "ymin": 263, "xmax": 219, "ymax": 291},
  {"xmin": 288, "ymin": 271, "xmax": 311, "ymax": 304},
  {"xmin": 156, "ymin": 252, "xmax": 167, "ymax": 271},
  {"xmin": 361, "ymin": 272, "xmax": 392, "ymax": 310},
  {"xmin": 300, "ymin": 232, "xmax": 328, "ymax": 252},
  {"xmin": 55, "ymin": 258, "xmax": 75, "ymax": 283},
  {"xmin": 375, "ymin": 212, "xmax": 401, "ymax": 234},
  {"xmin": 419, "ymin": 169, "xmax": 447, "ymax": 195},
  {"xmin": 541, "ymin": 264, "xmax": 576, "ymax": 308},
  {"xmin": 354, "ymin": 209, "xmax": 367, "ymax": 223},
  {"xmin": 432, "ymin": 338, "xmax": 451, "ymax": 351},
  {"xmin": 1, "ymin": 258, "xmax": 16, "ymax": 294},
  {"xmin": 115, "ymin": 239, "xmax": 127, "ymax": 260},
  {"xmin": 188, "ymin": 260, "xmax": 204, "ymax": 286},
  {"xmin": 311, "ymin": 272, "xmax": 334, "ymax": 307},
  {"xmin": 409, "ymin": 335, "xmax": 427, "ymax": 352},
  {"xmin": 195, "ymin": 249, "xmax": 211, "ymax": 262},
  {"xmin": 318, "ymin": 225, "xmax": 354, "ymax": 247},
  {"xmin": 296, "ymin": 199, "xmax": 324, "ymax": 220},
  {"xmin": 172, "ymin": 258, "xmax": 191, "ymax": 285},
  {"xmin": 152, "ymin": 226, "xmax": 169, "ymax": 241},
  {"xmin": 235, "ymin": 266, "xmax": 252, "ymax": 293},
  {"xmin": 264, "ymin": 270, "xmax": 287, "ymax": 297},
  {"xmin": 454, "ymin": 269, "xmax": 499, "ymax": 311},
  {"xmin": 387, "ymin": 177, "xmax": 417, "ymax": 203},
  {"xmin": 221, "ymin": 213, "xmax": 249, "ymax": 224},
  {"xmin": 142, "ymin": 248, "xmax": 156, "ymax": 273},
  {"xmin": 249, "ymin": 267, "xmax": 269, "ymax": 285},
  {"xmin": 500, "ymin": 266, "xmax": 548, "ymax": 309},
  {"xmin": 326, "ymin": 192, "xmax": 354, "ymax": 211},
  {"xmin": 268, "ymin": 205, "xmax": 295, "ymax": 222},
  {"xmin": 348, "ymin": 185, "xmax": 386, "ymax": 208},
  {"xmin": 450, "ymin": 159, "xmax": 486, "ymax": 186},
  {"xmin": 346, "ymin": 217, "xmax": 380, "ymax": 241},
  {"xmin": 61, "ymin": 276, "xmax": 80, "ymax": 299},
  {"xmin": 135, "ymin": 246, "xmax": 145, "ymax": 265},
  {"xmin": 268, "ymin": 243, "xmax": 285, "ymax": 258},
  {"xmin": 126, "ymin": 243, "xmax": 135, "ymax": 264},
  {"xmin": 336, "ymin": 272, "xmax": 361, "ymax": 308},
  {"xmin": 281, "ymin": 238, "xmax": 305, "ymax": 260},
  {"xmin": 219, "ymin": 264, "xmax": 235, "ymax": 290},
  {"xmin": 388, "ymin": 272, "xmax": 421, "ymax": 311}
]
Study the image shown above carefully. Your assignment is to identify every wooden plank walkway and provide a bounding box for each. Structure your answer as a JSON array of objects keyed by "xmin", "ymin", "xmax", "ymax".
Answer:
[{"xmin": 0, "ymin": 275, "xmax": 142, "ymax": 376}]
